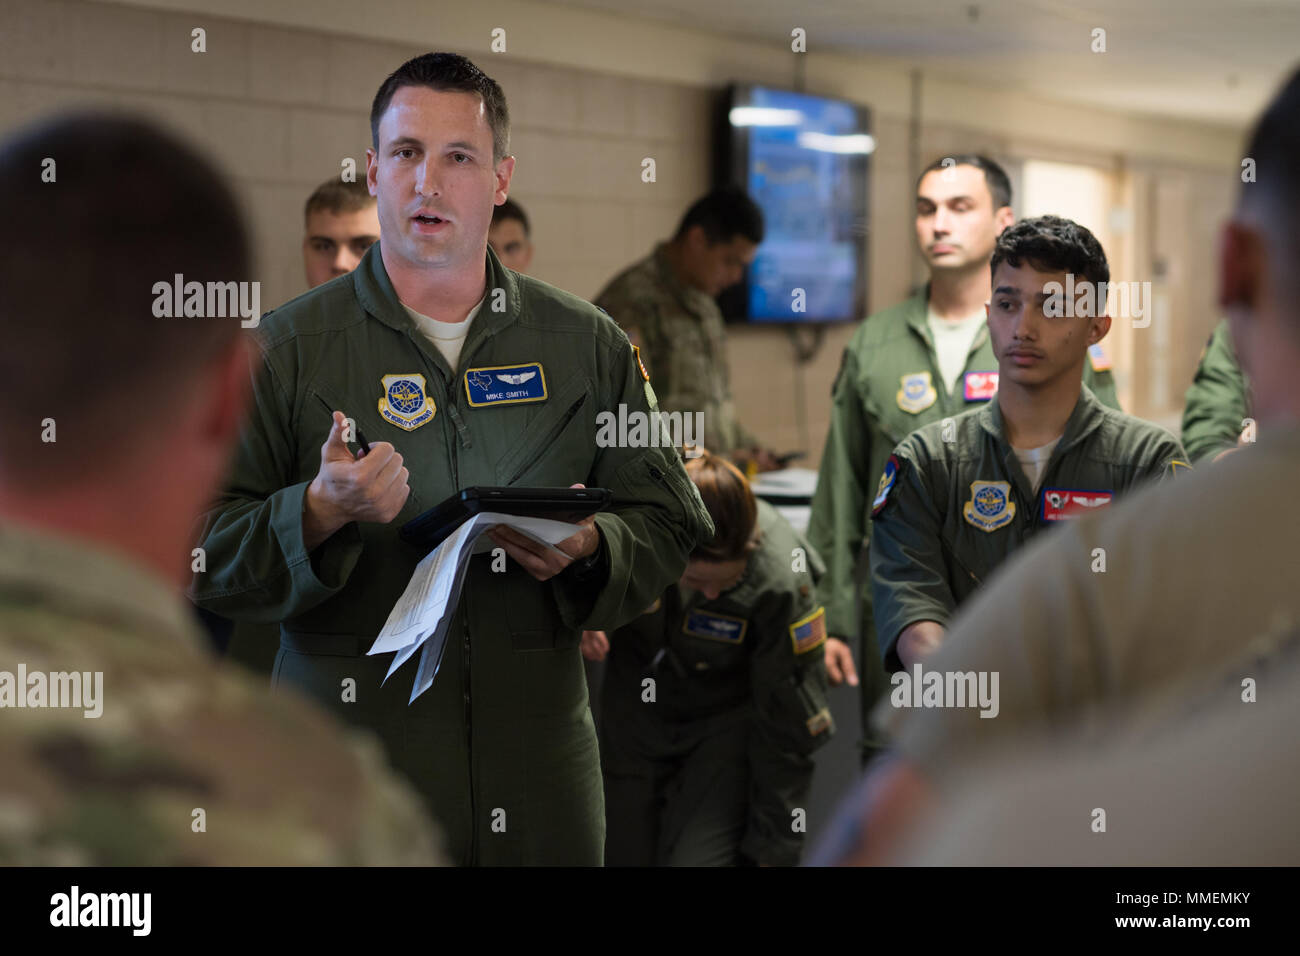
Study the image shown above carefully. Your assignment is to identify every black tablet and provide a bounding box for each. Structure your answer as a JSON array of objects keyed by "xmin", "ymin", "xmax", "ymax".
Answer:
[{"xmin": 398, "ymin": 486, "xmax": 613, "ymax": 552}]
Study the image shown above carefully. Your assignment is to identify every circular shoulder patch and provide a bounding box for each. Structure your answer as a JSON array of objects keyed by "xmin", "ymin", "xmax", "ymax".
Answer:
[{"xmin": 871, "ymin": 454, "xmax": 901, "ymax": 516}]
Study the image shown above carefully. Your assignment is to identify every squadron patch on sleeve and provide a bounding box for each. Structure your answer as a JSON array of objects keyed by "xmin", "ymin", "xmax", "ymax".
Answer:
[
  {"xmin": 790, "ymin": 607, "xmax": 827, "ymax": 655},
  {"xmin": 871, "ymin": 455, "xmax": 901, "ymax": 517}
]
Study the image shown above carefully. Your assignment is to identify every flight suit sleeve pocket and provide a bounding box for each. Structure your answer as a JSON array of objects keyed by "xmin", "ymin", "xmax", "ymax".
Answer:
[{"xmin": 767, "ymin": 667, "xmax": 835, "ymax": 755}]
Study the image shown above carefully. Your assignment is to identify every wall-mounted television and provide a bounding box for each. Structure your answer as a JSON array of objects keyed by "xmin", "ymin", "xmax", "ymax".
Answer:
[{"xmin": 719, "ymin": 84, "xmax": 871, "ymax": 324}]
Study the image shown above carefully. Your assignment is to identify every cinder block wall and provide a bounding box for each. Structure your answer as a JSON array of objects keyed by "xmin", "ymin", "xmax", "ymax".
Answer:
[{"xmin": 0, "ymin": 0, "xmax": 1236, "ymax": 460}]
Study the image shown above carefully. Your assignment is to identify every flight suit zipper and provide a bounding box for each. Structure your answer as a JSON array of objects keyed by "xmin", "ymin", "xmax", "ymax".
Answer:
[{"xmin": 505, "ymin": 394, "xmax": 588, "ymax": 485}]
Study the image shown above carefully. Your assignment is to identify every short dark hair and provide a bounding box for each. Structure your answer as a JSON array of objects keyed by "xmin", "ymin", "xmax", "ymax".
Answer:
[
  {"xmin": 304, "ymin": 177, "xmax": 375, "ymax": 224},
  {"xmin": 990, "ymin": 215, "xmax": 1109, "ymax": 289},
  {"xmin": 1239, "ymin": 68, "xmax": 1300, "ymax": 261},
  {"xmin": 674, "ymin": 187, "xmax": 764, "ymax": 245},
  {"xmin": 0, "ymin": 114, "xmax": 250, "ymax": 489},
  {"xmin": 492, "ymin": 198, "xmax": 529, "ymax": 236},
  {"xmin": 370, "ymin": 52, "xmax": 510, "ymax": 163},
  {"xmin": 917, "ymin": 154, "xmax": 1012, "ymax": 210}
]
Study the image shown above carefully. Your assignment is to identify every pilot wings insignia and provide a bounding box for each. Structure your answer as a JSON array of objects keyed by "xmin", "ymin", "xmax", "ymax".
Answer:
[{"xmin": 496, "ymin": 371, "xmax": 537, "ymax": 386}]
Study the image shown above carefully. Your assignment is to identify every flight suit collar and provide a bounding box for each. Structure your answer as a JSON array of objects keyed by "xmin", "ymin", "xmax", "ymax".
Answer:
[
  {"xmin": 979, "ymin": 383, "xmax": 1107, "ymax": 503},
  {"xmin": 903, "ymin": 285, "xmax": 991, "ymax": 388},
  {"xmin": 351, "ymin": 241, "xmax": 522, "ymax": 371}
]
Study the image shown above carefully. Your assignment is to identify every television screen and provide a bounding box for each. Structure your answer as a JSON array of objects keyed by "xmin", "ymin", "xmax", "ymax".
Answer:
[{"xmin": 723, "ymin": 85, "xmax": 871, "ymax": 323}]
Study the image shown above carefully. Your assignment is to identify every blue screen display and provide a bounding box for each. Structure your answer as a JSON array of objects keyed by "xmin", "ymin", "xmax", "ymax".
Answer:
[{"xmin": 737, "ymin": 87, "xmax": 869, "ymax": 322}]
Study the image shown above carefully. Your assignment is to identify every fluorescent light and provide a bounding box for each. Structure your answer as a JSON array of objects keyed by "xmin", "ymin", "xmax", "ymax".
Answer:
[
  {"xmin": 796, "ymin": 131, "xmax": 876, "ymax": 154},
  {"xmin": 729, "ymin": 107, "xmax": 803, "ymax": 127}
]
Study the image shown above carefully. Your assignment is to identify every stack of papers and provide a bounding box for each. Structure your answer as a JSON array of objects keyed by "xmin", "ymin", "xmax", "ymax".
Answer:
[{"xmin": 367, "ymin": 512, "xmax": 584, "ymax": 702}]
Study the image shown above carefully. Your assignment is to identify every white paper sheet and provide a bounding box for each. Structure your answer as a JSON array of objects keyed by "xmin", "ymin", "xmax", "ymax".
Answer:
[{"xmin": 367, "ymin": 511, "xmax": 585, "ymax": 702}]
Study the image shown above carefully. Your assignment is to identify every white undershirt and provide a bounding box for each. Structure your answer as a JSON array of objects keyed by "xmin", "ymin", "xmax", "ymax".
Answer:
[
  {"xmin": 1012, "ymin": 436, "xmax": 1062, "ymax": 494},
  {"xmin": 402, "ymin": 295, "xmax": 486, "ymax": 371},
  {"xmin": 927, "ymin": 306, "xmax": 987, "ymax": 397}
]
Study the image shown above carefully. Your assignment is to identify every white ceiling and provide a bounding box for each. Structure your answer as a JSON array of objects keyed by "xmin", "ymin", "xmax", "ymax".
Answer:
[{"xmin": 547, "ymin": 0, "xmax": 1299, "ymax": 125}]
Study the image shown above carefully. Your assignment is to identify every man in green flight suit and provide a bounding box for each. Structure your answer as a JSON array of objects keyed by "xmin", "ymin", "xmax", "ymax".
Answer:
[
  {"xmin": 189, "ymin": 53, "xmax": 713, "ymax": 866},
  {"xmin": 870, "ymin": 215, "xmax": 1188, "ymax": 671},
  {"xmin": 1181, "ymin": 319, "xmax": 1254, "ymax": 463},
  {"xmin": 807, "ymin": 156, "xmax": 1121, "ymax": 763}
]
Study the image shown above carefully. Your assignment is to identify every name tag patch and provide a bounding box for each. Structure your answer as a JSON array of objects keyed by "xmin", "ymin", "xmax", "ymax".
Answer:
[
  {"xmin": 1042, "ymin": 488, "xmax": 1113, "ymax": 521},
  {"xmin": 790, "ymin": 607, "xmax": 828, "ymax": 655},
  {"xmin": 963, "ymin": 371, "xmax": 998, "ymax": 401},
  {"xmin": 682, "ymin": 609, "xmax": 748, "ymax": 644},
  {"xmin": 464, "ymin": 362, "xmax": 548, "ymax": 407}
]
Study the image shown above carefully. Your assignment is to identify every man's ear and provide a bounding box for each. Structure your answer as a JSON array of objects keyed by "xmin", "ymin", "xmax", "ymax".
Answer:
[
  {"xmin": 1218, "ymin": 220, "xmax": 1261, "ymax": 310},
  {"xmin": 364, "ymin": 146, "xmax": 379, "ymax": 195},
  {"xmin": 1088, "ymin": 311, "xmax": 1112, "ymax": 346},
  {"xmin": 993, "ymin": 205, "xmax": 1015, "ymax": 236},
  {"xmin": 494, "ymin": 156, "xmax": 516, "ymax": 204}
]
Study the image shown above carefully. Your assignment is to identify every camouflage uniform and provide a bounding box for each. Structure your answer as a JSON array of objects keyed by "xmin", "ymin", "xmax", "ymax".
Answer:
[
  {"xmin": 1181, "ymin": 319, "xmax": 1252, "ymax": 463},
  {"xmin": 0, "ymin": 521, "xmax": 444, "ymax": 865},
  {"xmin": 595, "ymin": 243, "xmax": 759, "ymax": 455}
]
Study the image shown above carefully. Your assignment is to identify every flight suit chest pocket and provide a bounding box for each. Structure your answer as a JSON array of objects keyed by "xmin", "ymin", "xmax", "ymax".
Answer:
[
  {"xmin": 493, "ymin": 377, "xmax": 591, "ymax": 485},
  {"xmin": 675, "ymin": 607, "xmax": 749, "ymax": 674}
]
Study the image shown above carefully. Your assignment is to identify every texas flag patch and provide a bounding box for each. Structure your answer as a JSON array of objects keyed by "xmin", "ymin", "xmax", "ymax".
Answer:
[
  {"xmin": 963, "ymin": 370, "xmax": 999, "ymax": 401},
  {"xmin": 1042, "ymin": 487, "xmax": 1113, "ymax": 521}
]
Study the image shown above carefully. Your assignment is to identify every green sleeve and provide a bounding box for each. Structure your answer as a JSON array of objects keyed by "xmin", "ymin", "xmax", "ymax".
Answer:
[
  {"xmin": 1181, "ymin": 321, "xmax": 1250, "ymax": 463},
  {"xmin": 806, "ymin": 347, "xmax": 871, "ymax": 644},
  {"xmin": 1083, "ymin": 362, "xmax": 1123, "ymax": 412},
  {"xmin": 551, "ymin": 337, "xmax": 715, "ymax": 631},
  {"xmin": 741, "ymin": 590, "xmax": 833, "ymax": 867},
  {"xmin": 868, "ymin": 445, "xmax": 955, "ymax": 671},
  {"xmin": 188, "ymin": 343, "xmax": 364, "ymax": 622}
]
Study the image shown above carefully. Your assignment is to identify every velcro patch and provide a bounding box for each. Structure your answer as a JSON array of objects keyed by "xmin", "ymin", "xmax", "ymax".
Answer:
[
  {"xmin": 806, "ymin": 707, "xmax": 833, "ymax": 737},
  {"xmin": 871, "ymin": 455, "xmax": 900, "ymax": 517},
  {"xmin": 633, "ymin": 345, "xmax": 650, "ymax": 382},
  {"xmin": 1042, "ymin": 487, "xmax": 1113, "ymax": 521},
  {"xmin": 682, "ymin": 609, "xmax": 748, "ymax": 644},
  {"xmin": 1088, "ymin": 343, "xmax": 1112, "ymax": 372},
  {"xmin": 464, "ymin": 363, "xmax": 548, "ymax": 407},
  {"xmin": 790, "ymin": 607, "xmax": 827, "ymax": 655},
  {"xmin": 963, "ymin": 370, "xmax": 998, "ymax": 401}
]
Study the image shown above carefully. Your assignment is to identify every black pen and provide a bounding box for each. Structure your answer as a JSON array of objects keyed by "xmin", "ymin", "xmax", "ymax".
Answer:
[{"xmin": 314, "ymin": 393, "xmax": 371, "ymax": 456}]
